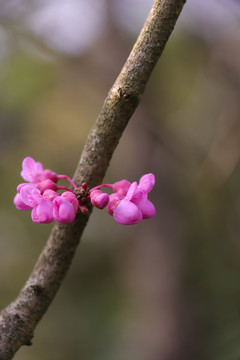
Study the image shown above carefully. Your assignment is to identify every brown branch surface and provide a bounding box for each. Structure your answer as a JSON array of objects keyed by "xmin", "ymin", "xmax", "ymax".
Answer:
[{"xmin": 0, "ymin": 1, "xmax": 186, "ymax": 358}]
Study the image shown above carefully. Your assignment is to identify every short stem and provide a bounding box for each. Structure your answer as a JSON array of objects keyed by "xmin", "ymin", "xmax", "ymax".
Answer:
[
  {"xmin": 57, "ymin": 175, "xmax": 78, "ymax": 189},
  {"xmin": 57, "ymin": 186, "xmax": 74, "ymax": 193},
  {"xmin": 90, "ymin": 184, "xmax": 113, "ymax": 192}
]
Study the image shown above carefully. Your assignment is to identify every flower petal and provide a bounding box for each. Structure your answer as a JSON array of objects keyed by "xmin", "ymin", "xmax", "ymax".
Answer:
[
  {"xmin": 43, "ymin": 189, "xmax": 58, "ymax": 202},
  {"xmin": 40, "ymin": 169, "xmax": 58, "ymax": 183},
  {"xmin": 53, "ymin": 197, "xmax": 76, "ymax": 223},
  {"xmin": 21, "ymin": 157, "xmax": 43, "ymax": 182},
  {"xmin": 14, "ymin": 193, "xmax": 32, "ymax": 210},
  {"xmin": 36, "ymin": 179, "xmax": 58, "ymax": 193},
  {"xmin": 61, "ymin": 192, "xmax": 79, "ymax": 213},
  {"xmin": 131, "ymin": 188, "xmax": 145, "ymax": 204},
  {"xmin": 107, "ymin": 193, "xmax": 124, "ymax": 215},
  {"xmin": 139, "ymin": 173, "xmax": 155, "ymax": 193},
  {"xmin": 20, "ymin": 184, "xmax": 42, "ymax": 207},
  {"xmin": 125, "ymin": 182, "xmax": 138, "ymax": 201},
  {"xmin": 35, "ymin": 200, "xmax": 54, "ymax": 223},
  {"xmin": 112, "ymin": 179, "xmax": 131, "ymax": 196},
  {"xmin": 113, "ymin": 199, "xmax": 142, "ymax": 225},
  {"xmin": 138, "ymin": 199, "xmax": 156, "ymax": 219},
  {"xmin": 31, "ymin": 207, "xmax": 41, "ymax": 223}
]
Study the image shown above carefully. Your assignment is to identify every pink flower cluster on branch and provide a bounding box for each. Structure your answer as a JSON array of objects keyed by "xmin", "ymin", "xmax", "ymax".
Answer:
[
  {"xmin": 14, "ymin": 157, "xmax": 156, "ymax": 225},
  {"xmin": 14, "ymin": 157, "xmax": 79, "ymax": 224},
  {"xmin": 90, "ymin": 173, "xmax": 156, "ymax": 225}
]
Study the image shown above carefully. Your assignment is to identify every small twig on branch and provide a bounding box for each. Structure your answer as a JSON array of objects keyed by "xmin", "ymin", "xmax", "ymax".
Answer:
[{"xmin": 0, "ymin": 1, "xmax": 186, "ymax": 358}]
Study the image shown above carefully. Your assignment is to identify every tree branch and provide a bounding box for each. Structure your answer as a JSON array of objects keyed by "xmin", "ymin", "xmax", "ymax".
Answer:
[{"xmin": 0, "ymin": 1, "xmax": 186, "ymax": 358}]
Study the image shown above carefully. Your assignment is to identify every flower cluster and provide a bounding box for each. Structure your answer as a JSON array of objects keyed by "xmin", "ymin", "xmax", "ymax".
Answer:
[
  {"xmin": 14, "ymin": 157, "xmax": 156, "ymax": 225},
  {"xmin": 90, "ymin": 174, "xmax": 156, "ymax": 225},
  {"xmin": 14, "ymin": 157, "xmax": 80, "ymax": 223}
]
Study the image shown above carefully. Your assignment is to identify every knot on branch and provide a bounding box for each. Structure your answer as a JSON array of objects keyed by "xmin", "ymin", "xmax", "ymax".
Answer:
[
  {"xmin": 117, "ymin": 88, "xmax": 138, "ymax": 107},
  {"xmin": 29, "ymin": 285, "xmax": 44, "ymax": 296}
]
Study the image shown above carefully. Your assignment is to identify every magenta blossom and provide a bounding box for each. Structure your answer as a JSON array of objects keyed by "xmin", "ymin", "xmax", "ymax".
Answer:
[
  {"xmin": 91, "ymin": 173, "xmax": 156, "ymax": 225},
  {"xmin": 53, "ymin": 195, "xmax": 77, "ymax": 224},
  {"xmin": 109, "ymin": 182, "xmax": 143, "ymax": 225},
  {"xmin": 112, "ymin": 179, "xmax": 131, "ymax": 196},
  {"xmin": 138, "ymin": 173, "xmax": 155, "ymax": 193},
  {"xmin": 20, "ymin": 184, "xmax": 43, "ymax": 208},
  {"xmin": 17, "ymin": 184, "xmax": 54, "ymax": 223},
  {"xmin": 107, "ymin": 192, "xmax": 124, "ymax": 216},
  {"xmin": 43, "ymin": 189, "xmax": 58, "ymax": 202},
  {"xmin": 111, "ymin": 174, "xmax": 156, "ymax": 225},
  {"xmin": 61, "ymin": 191, "xmax": 79, "ymax": 213},
  {"xmin": 14, "ymin": 156, "xmax": 84, "ymax": 224},
  {"xmin": 14, "ymin": 156, "xmax": 156, "ymax": 226},
  {"xmin": 21, "ymin": 157, "xmax": 58, "ymax": 183},
  {"xmin": 90, "ymin": 190, "xmax": 109, "ymax": 209},
  {"xmin": 35, "ymin": 180, "xmax": 58, "ymax": 193},
  {"xmin": 16, "ymin": 184, "xmax": 79, "ymax": 224},
  {"xmin": 14, "ymin": 193, "xmax": 32, "ymax": 210},
  {"xmin": 31, "ymin": 199, "xmax": 54, "ymax": 224}
]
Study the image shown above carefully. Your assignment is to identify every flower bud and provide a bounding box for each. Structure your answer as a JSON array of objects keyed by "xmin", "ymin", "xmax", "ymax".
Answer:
[
  {"xmin": 90, "ymin": 190, "xmax": 109, "ymax": 209},
  {"xmin": 53, "ymin": 197, "xmax": 76, "ymax": 224},
  {"xmin": 112, "ymin": 180, "xmax": 131, "ymax": 196},
  {"xmin": 61, "ymin": 191, "xmax": 79, "ymax": 213},
  {"xmin": 36, "ymin": 180, "xmax": 58, "ymax": 193}
]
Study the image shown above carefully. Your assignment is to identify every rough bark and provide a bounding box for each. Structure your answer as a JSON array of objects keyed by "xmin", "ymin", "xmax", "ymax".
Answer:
[{"xmin": 0, "ymin": 1, "xmax": 186, "ymax": 358}]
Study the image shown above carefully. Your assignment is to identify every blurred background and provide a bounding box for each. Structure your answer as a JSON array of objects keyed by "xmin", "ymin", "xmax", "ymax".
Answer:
[{"xmin": 1, "ymin": 0, "xmax": 240, "ymax": 359}]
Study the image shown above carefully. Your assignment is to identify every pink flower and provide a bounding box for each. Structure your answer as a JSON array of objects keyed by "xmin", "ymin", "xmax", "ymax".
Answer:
[
  {"xmin": 16, "ymin": 183, "xmax": 29, "ymax": 193},
  {"xmin": 53, "ymin": 195, "xmax": 77, "ymax": 224},
  {"xmin": 14, "ymin": 157, "xmax": 82, "ymax": 224},
  {"xmin": 110, "ymin": 182, "xmax": 142, "ymax": 225},
  {"xmin": 20, "ymin": 156, "xmax": 58, "ymax": 183},
  {"xmin": 107, "ymin": 193, "xmax": 124, "ymax": 216},
  {"xmin": 17, "ymin": 184, "xmax": 54, "ymax": 223},
  {"xmin": 20, "ymin": 184, "xmax": 43, "ymax": 208},
  {"xmin": 14, "ymin": 156, "xmax": 156, "ymax": 227},
  {"xmin": 43, "ymin": 189, "xmax": 58, "ymax": 202},
  {"xmin": 107, "ymin": 174, "xmax": 156, "ymax": 225},
  {"xmin": 13, "ymin": 193, "xmax": 32, "ymax": 210},
  {"xmin": 90, "ymin": 190, "xmax": 109, "ymax": 209},
  {"xmin": 31, "ymin": 199, "xmax": 54, "ymax": 224},
  {"xmin": 112, "ymin": 179, "xmax": 131, "ymax": 196},
  {"xmin": 14, "ymin": 183, "xmax": 80, "ymax": 224},
  {"xmin": 138, "ymin": 173, "xmax": 155, "ymax": 193},
  {"xmin": 61, "ymin": 191, "xmax": 79, "ymax": 213},
  {"xmin": 112, "ymin": 199, "xmax": 142, "ymax": 225},
  {"xmin": 35, "ymin": 179, "xmax": 58, "ymax": 193},
  {"xmin": 131, "ymin": 174, "xmax": 156, "ymax": 220}
]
